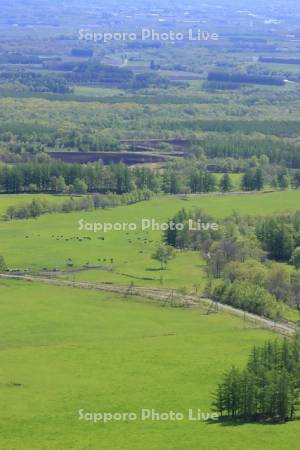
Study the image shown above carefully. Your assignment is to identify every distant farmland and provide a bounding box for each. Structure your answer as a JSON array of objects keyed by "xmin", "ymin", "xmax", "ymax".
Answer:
[{"xmin": 48, "ymin": 151, "xmax": 177, "ymax": 165}]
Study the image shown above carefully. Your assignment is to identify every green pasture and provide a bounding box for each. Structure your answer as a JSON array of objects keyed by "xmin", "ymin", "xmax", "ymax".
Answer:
[
  {"xmin": 1, "ymin": 279, "xmax": 299, "ymax": 450},
  {"xmin": 0, "ymin": 194, "xmax": 68, "ymax": 216},
  {"xmin": 0, "ymin": 190, "xmax": 299, "ymax": 289}
]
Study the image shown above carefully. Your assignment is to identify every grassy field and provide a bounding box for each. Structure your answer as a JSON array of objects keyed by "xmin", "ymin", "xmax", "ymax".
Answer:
[
  {"xmin": 213, "ymin": 173, "xmax": 243, "ymax": 190},
  {"xmin": 73, "ymin": 85, "xmax": 126, "ymax": 97},
  {"xmin": 1, "ymin": 191, "xmax": 300, "ymax": 449},
  {"xmin": 1, "ymin": 279, "xmax": 299, "ymax": 450},
  {"xmin": 0, "ymin": 190, "xmax": 299, "ymax": 289},
  {"xmin": 259, "ymin": 62, "xmax": 300, "ymax": 74},
  {"xmin": 0, "ymin": 194, "xmax": 68, "ymax": 216}
]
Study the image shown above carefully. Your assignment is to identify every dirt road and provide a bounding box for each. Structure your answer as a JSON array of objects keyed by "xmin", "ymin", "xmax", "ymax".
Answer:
[{"xmin": 0, "ymin": 273, "xmax": 296, "ymax": 336}]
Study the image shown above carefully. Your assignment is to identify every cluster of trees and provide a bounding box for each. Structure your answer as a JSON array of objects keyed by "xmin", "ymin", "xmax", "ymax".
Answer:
[
  {"xmin": 4, "ymin": 151, "xmax": 300, "ymax": 195},
  {"xmin": 0, "ymin": 53, "xmax": 42, "ymax": 64},
  {"xmin": 207, "ymin": 234, "xmax": 300, "ymax": 316},
  {"xmin": 252, "ymin": 165, "xmax": 300, "ymax": 190},
  {"xmin": 202, "ymin": 80, "xmax": 242, "ymax": 91},
  {"xmin": 164, "ymin": 209, "xmax": 300, "ymax": 268},
  {"xmin": 0, "ymin": 66, "xmax": 178, "ymax": 96},
  {"xmin": 222, "ymin": 260, "xmax": 300, "ymax": 312},
  {"xmin": 160, "ymin": 119, "xmax": 300, "ymax": 140},
  {"xmin": 205, "ymin": 241, "xmax": 289, "ymax": 319},
  {"xmin": 211, "ymin": 279, "xmax": 282, "ymax": 319},
  {"xmin": 59, "ymin": 61, "xmax": 174, "ymax": 90},
  {"xmin": 208, "ymin": 71, "xmax": 285, "ymax": 86},
  {"xmin": 169, "ymin": 168, "xmax": 217, "ymax": 194},
  {"xmin": 259, "ymin": 57, "xmax": 300, "ymax": 65},
  {"xmin": 256, "ymin": 213, "xmax": 300, "ymax": 262},
  {"xmin": 4, "ymin": 190, "xmax": 153, "ymax": 221},
  {"xmin": 163, "ymin": 209, "xmax": 300, "ymax": 317},
  {"xmin": 0, "ymin": 160, "xmax": 236, "ymax": 195},
  {"xmin": 154, "ymin": 161, "xmax": 239, "ymax": 194},
  {"xmin": 241, "ymin": 168, "xmax": 264, "ymax": 191},
  {"xmin": 0, "ymin": 128, "xmax": 119, "ymax": 155},
  {"xmin": 64, "ymin": 61, "xmax": 134, "ymax": 86},
  {"xmin": 163, "ymin": 208, "xmax": 219, "ymax": 249},
  {"xmin": 203, "ymin": 136, "xmax": 300, "ymax": 169},
  {"xmin": 0, "ymin": 71, "xmax": 71, "ymax": 94},
  {"xmin": 71, "ymin": 49, "xmax": 94, "ymax": 58},
  {"xmin": 132, "ymin": 72, "xmax": 172, "ymax": 89},
  {"xmin": 0, "ymin": 161, "xmax": 150, "ymax": 194},
  {"xmin": 1, "ymin": 141, "xmax": 300, "ymax": 199},
  {"xmin": 213, "ymin": 336, "xmax": 300, "ymax": 422}
]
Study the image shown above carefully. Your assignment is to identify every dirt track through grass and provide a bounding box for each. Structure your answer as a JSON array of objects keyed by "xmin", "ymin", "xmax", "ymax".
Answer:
[{"xmin": 0, "ymin": 273, "xmax": 295, "ymax": 336}]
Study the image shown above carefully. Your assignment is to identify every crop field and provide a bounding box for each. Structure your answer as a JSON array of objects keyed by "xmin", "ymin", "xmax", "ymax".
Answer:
[
  {"xmin": 1, "ymin": 279, "xmax": 299, "ymax": 450},
  {"xmin": 0, "ymin": 190, "xmax": 299, "ymax": 289}
]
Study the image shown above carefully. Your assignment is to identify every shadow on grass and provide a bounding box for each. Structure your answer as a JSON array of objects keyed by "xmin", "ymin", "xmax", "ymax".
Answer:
[
  {"xmin": 146, "ymin": 267, "xmax": 165, "ymax": 272},
  {"xmin": 207, "ymin": 416, "xmax": 300, "ymax": 427}
]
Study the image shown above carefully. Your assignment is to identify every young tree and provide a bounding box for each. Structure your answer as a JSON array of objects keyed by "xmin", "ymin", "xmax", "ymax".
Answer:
[
  {"xmin": 73, "ymin": 178, "xmax": 88, "ymax": 194},
  {"xmin": 219, "ymin": 173, "xmax": 233, "ymax": 192},
  {"xmin": 256, "ymin": 219, "xmax": 295, "ymax": 261},
  {"xmin": 254, "ymin": 168, "xmax": 264, "ymax": 191},
  {"xmin": 291, "ymin": 247, "xmax": 300, "ymax": 269},
  {"xmin": 29, "ymin": 199, "xmax": 44, "ymax": 218},
  {"xmin": 292, "ymin": 171, "xmax": 300, "ymax": 189},
  {"xmin": 277, "ymin": 170, "xmax": 290, "ymax": 189},
  {"xmin": 51, "ymin": 176, "xmax": 67, "ymax": 194},
  {"xmin": 152, "ymin": 244, "xmax": 175, "ymax": 270},
  {"xmin": 241, "ymin": 168, "xmax": 264, "ymax": 191},
  {"xmin": 0, "ymin": 255, "xmax": 7, "ymax": 271}
]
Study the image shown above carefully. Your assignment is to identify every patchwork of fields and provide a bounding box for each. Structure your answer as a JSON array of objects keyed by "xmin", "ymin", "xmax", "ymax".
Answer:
[{"xmin": 2, "ymin": 1, "xmax": 300, "ymax": 447}]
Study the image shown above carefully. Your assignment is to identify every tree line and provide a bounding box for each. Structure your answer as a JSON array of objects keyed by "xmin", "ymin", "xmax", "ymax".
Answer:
[
  {"xmin": 0, "ymin": 161, "xmax": 150, "ymax": 194},
  {"xmin": 159, "ymin": 119, "xmax": 300, "ymax": 140},
  {"xmin": 0, "ymin": 160, "xmax": 223, "ymax": 195},
  {"xmin": 1, "ymin": 158, "xmax": 299, "ymax": 196},
  {"xmin": 3, "ymin": 190, "xmax": 153, "ymax": 221},
  {"xmin": 256, "ymin": 213, "xmax": 300, "ymax": 262},
  {"xmin": 0, "ymin": 71, "xmax": 71, "ymax": 94},
  {"xmin": 202, "ymin": 135, "xmax": 300, "ymax": 169},
  {"xmin": 208, "ymin": 71, "xmax": 285, "ymax": 86}
]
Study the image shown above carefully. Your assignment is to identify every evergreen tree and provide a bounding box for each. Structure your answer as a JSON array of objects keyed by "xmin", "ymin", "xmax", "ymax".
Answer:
[
  {"xmin": 0, "ymin": 255, "xmax": 7, "ymax": 271},
  {"xmin": 219, "ymin": 173, "xmax": 233, "ymax": 192}
]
